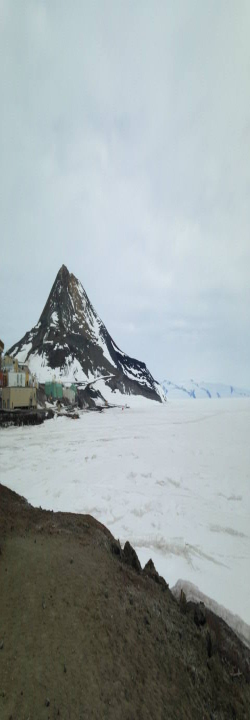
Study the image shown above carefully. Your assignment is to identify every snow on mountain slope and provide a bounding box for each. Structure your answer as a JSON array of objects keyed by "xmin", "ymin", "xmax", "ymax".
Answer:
[
  {"xmin": 8, "ymin": 265, "xmax": 164, "ymax": 404},
  {"xmin": 162, "ymin": 379, "xmax": 250, "ymax": 399}
]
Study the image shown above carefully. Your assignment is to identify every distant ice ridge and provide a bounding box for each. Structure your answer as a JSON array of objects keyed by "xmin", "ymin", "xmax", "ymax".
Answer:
[{"xmin": 162, "ymin": 379, "xmax": 250, "ymax": 399}]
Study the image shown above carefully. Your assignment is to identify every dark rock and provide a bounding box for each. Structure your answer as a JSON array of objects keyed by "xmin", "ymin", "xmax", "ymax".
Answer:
[
  {"xmin": 122, "ymin": 542, "xmax": 141, "ymax": 572},
  {"xmin": 143, "ymin": 558, "xmax": 168, "ymax": 589},
  {"xmin": 0, "ymin": 640, "xmax": 4, "ymax": 650},
  {"xmin": 81, "ymin": 521, "xmax": 90, "ymax": 530},
  {"xmin": 180, "ymin": 588, "xmax": 187, "ymax": 613},
  {"xmin": 46, "ymin": 409, "xmax": 54, "ymax": 420},
  {"xmin": 207, "ymin": 658, "xmax": 215, "ymax": 672},
  {"xmin": 194, "ymin": 603, "xmax": 206, "ymax": 627},
  {"xmin": 144, "ymin": 558, "xmax": 155, "ymax": 574},
  {"xmin": 190, "ymin": 666, "xmax": 196, "ymax": 685},
  {"xmin": 111, "ymin": 540, "xmax": 121, "ymax": 557},
  {"xmin": 207, "ymin": 630, "xmax": 213, "ymax": 658},
  {"xmin": 45, "ymin": 698, "xmax": 50, "ymax": 707},
  {"xmin": 228, "ymin": 704, "xmax": 236, "ymax": 720}
]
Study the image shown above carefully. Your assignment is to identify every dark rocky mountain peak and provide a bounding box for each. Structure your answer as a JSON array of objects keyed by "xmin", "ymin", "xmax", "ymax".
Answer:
[
  {"xmin": 38, "ymin": 264, "xmax": 98, "ymax": 340},
  {"xmin": 8, "ymin": 265, "xmax": 164, "ymax": 403}
]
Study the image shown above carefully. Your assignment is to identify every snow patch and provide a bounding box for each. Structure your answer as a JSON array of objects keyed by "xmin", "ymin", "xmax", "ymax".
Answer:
[
  {"xmin": 50, "ymin": 311, "xmax": 59, "ymax": 326},
  {"xmin": 15, "ymin": 342, "xmax": 33, "ymax": 363}
]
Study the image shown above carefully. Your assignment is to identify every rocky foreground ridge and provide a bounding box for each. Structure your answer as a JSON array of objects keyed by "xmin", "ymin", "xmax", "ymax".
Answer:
[
  {"xmin": 8, "ymin": 265, "xmax": 164, "ymax": 404},
  {"xmin": 0, "ymin": 483, "xmax": 249, "ymax": 720}
]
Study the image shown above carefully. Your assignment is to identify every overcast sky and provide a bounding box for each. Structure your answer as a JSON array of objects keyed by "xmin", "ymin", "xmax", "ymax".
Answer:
[{"xmin": 1, "ymin": 1, "xmax": 250, "ymax": 386}]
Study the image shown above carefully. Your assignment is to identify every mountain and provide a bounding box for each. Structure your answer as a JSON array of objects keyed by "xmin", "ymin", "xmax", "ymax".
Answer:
[
  {"xmin": 161, "ymin": 378, "xmax": 250, "ymax": 399},
  {"xmin": 8, "ymin": 265, "xmax": 164, "ymax": 404}
]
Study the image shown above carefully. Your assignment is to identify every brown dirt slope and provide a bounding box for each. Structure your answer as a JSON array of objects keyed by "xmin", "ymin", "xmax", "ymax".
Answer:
[{"xmin": 0, "ymin": 483, "xmax": 249, "ymax": 720}]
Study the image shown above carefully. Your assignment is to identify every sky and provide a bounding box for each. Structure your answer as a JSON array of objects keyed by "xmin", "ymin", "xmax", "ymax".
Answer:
[{"xmin": 1, "ymin": 0, "xmax": 250, "ymax": 387}]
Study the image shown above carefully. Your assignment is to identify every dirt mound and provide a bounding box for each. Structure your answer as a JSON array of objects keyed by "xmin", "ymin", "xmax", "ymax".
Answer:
[{"xmin": 0, "ymin": 483, "xmax": 249, "ymax": 719}]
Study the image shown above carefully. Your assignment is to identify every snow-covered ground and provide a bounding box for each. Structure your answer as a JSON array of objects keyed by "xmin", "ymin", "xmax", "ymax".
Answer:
[{"xmin": 1, "ymin": 399, "xmax": 249, "ymax": 643}]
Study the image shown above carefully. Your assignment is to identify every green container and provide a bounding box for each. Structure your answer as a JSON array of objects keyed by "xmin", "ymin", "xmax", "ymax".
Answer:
[
  {"xmin": 55, "ymin": 383, "xmax": 63, "ymax": 399},
  {"xmin": 45, "ymin": 381, "xmax": 63, "ymax": 399},
  {"xmin": 45, "ymin": 382, "xmax": 52, "ymax": 397}
]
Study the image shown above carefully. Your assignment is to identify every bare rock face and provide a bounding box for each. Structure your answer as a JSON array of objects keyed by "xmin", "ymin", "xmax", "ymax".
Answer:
[
  {"xmin": 8, "ymin": 265, "xmax": 164, "ymax": 403},
  {"xmin": 122, "ymin": 541, "xmax": 141, "ymax": 572}
]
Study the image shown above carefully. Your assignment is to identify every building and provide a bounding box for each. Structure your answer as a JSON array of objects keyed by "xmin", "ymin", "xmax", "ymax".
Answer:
[
  {"xmin": 0, "ymin": 370, "xmax": 7, "ymax": 388},
  {"xmin": 18, "ymin": 363, "xmax": 35, "ymax": 388},
  {"xmin": 2, "ymin": 386, "xmax": 37, "ymax": 410},
  {"xmin": 2, "ymin": 354, "xmax": 18, "ymax": 372},
  {"xmin": 8, "ymin": 371, "xmax": 26, "ymax": 387},
  {"xmin": 0, "ymin": 349, "xmax": 38, "ymax": 409}
]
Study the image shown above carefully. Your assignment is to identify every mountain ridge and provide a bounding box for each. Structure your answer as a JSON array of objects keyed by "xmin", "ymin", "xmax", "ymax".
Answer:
[
  {"xmin": 8, "ymin": 265, "xmax": 164, "ymax": 404},
  {"xmin": 161, "ymin": 378, "xmax": 250, "ymax": 399}
]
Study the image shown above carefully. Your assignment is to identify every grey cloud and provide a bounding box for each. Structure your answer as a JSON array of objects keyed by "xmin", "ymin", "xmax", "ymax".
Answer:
[{"xmin": 0, "ymin": 0, "xmax": 250, "ymax": 386}]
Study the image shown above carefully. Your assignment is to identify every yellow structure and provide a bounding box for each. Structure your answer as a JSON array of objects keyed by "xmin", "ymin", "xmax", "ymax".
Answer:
[
  {"xmin": 2, "ymin": 355, "xmax": 17, "ymax": 371},
  {"xmin": 2, "ymin": 387, "xmax": 37, "ymax": 410}
]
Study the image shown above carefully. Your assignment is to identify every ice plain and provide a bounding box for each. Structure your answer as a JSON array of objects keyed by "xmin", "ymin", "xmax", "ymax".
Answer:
[{"xmin": 1, "ymin": 398, "xmax": 249, "ymax": 642}]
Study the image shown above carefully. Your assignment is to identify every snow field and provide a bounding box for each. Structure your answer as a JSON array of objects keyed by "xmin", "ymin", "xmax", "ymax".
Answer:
[{"xmin": 1, "ymin": 399, "xmax": 249, "ymax": 642}]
